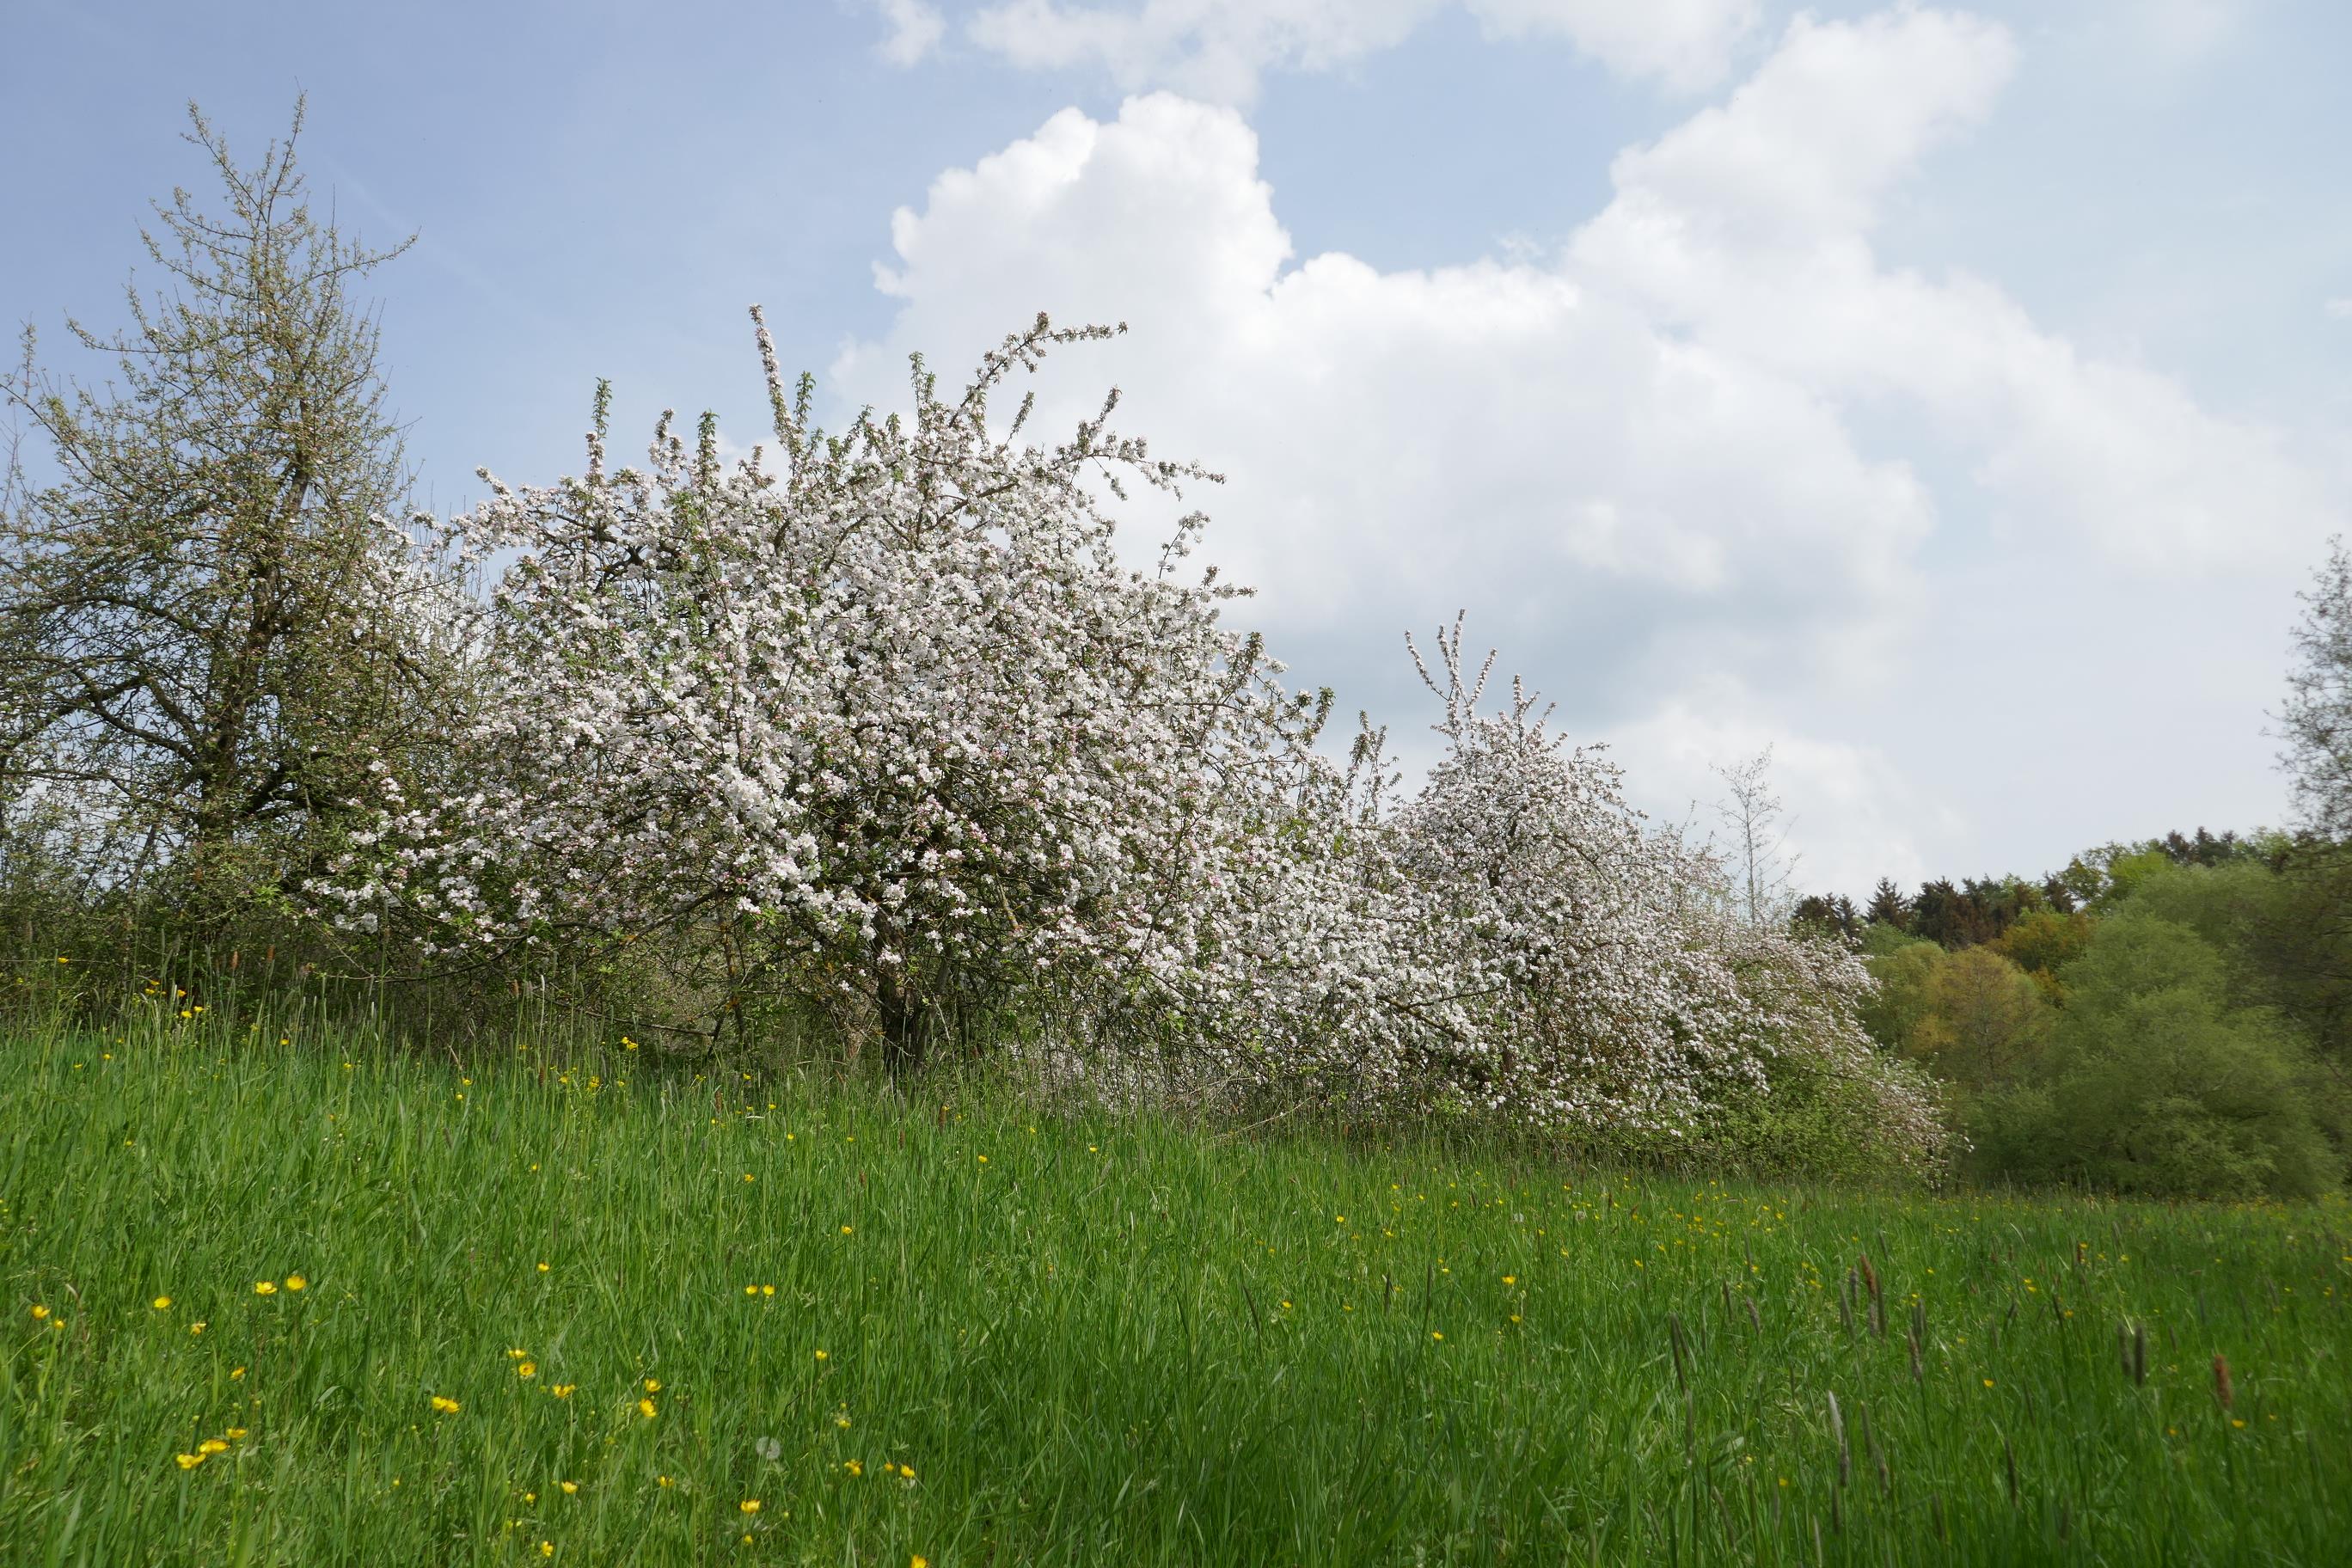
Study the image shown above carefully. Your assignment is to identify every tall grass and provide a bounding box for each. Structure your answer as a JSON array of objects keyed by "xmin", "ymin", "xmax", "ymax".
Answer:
[{"xmin": 1, "ymin": 995, "xmax": 2346, "ymax": 1564}]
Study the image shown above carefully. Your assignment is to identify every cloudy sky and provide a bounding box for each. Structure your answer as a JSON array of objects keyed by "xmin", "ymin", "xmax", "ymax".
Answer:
[{"xmin": 9, "ymin": 0, "xmax": 2350, "ymax": 896}]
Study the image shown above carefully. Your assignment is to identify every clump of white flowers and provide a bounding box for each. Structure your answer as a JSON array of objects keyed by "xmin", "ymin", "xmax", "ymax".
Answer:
[
  {"xmin": 1153, "ymin": 617, "xmax": 1941, "ymax": 1167},
  {"xmin": 322, "ymin": 315, "xmax": 1939, "ymax": 1167},
  {"xmin": 322, "ymin": 312, "xmax": 1326, "ymax": 1071}
]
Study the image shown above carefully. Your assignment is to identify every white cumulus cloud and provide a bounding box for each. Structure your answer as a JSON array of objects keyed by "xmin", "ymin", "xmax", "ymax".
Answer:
[
  {"xmin": 830, "ymin": 5, "xmax": 2339, "ymax": 885},
  {"xmin": 873, "ymin": 0, "xmax": 948, "ymax": 65},
  {"xmin": 964, "ymin": 0, "xmax": 1760, "ymax": 102}
]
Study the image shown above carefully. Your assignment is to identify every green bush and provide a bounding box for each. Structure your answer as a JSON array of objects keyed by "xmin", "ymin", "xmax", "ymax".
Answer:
[{"xmin": 1969, "ymin": 912, "xmax": 2339, "ymax": 1198}]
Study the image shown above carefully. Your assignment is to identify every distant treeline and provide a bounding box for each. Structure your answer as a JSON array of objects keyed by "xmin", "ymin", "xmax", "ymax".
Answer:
[{"xmin": 1788, "ymin": 828, "xmax": 2352, "ymax": 1198}]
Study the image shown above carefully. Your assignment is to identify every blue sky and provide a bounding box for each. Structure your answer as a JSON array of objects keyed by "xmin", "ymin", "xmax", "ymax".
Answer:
[{"xmin": 8, "ymin": 0, "xmax": 2350, "ymax": 896}]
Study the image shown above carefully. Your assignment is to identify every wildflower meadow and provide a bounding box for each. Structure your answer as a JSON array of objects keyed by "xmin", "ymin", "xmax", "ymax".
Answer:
[{"xmin": 3, "ymin": 996, "xmax": 2348, "ymax": 1565}]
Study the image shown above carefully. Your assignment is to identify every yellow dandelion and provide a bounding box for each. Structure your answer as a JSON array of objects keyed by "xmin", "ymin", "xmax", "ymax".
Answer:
[
  {"xmin": 431, "ymin": 1395, "xmax": 461, "ymax": 1413},
  {"xmin": 518, "ymin": 1362, "xmax": 536, "ymax": 1379},
  {"xmin": 152, "ymin": 1295, "xmax": 172, "ymax": 1310},
  {"xmin": 762, "ymin": 1284, "xmax": 775, "ymax": 1296},
  {"xmin": 285, "ymin": 1275, "xmax": 307, "ymax": 1292}
]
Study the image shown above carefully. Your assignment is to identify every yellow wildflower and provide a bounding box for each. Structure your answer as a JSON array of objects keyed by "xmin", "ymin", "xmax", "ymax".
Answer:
[
  {"xmin": 254, "ymin": 1281, "xmax": 277, "ymax": 1295},
  {"xmin": 639, "ymin": 1398, "xmax": 658, "ymax": 1419},
  {"xmin": 739, "ymin": 1499, "xmax": 762, "ymax": 1514},
  {"xmin": 285, "ymin": 1275, "xmax": 307, "ymax": 1292},
  {"xmin": 152, "ymin": 1295, "xmax": 172, "ymax": 1310},
  {"xmin": 431, "ymin": 1395, "xmax": 462, "ymax": 1413}
]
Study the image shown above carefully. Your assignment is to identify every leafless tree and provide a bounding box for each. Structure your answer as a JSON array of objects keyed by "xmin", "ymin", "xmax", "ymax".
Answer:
[
  {"xmin": 1712, "ymin": 744, "xmax": 1799, "ymax": 927},
  {"xmin": 2281, "ymin": 537, "xmax": 2352, "ymax": 839}
]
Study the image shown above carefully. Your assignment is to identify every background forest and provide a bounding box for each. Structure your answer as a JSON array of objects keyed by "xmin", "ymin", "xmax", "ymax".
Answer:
[{"xmin": 1796, "ymin": 828, "xmax": 2352, "ymax": 1198}]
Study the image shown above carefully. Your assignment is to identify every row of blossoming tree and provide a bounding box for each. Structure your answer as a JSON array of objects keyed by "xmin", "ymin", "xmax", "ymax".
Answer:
[{"xmin": 307, "ymin": 313, "xmax": 1941, "ymax": 1171}]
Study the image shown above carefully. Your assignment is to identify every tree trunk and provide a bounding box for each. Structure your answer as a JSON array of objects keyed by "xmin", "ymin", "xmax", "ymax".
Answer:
[{"xmin": 877, "ymin": 969, "xmax": 925, "ymax": 1080}]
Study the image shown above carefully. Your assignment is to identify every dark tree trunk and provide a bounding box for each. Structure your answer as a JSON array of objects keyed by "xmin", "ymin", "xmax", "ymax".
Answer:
[{"xmin": 878, "ymin": 970, "xmax": 925, "ymax": 1080}]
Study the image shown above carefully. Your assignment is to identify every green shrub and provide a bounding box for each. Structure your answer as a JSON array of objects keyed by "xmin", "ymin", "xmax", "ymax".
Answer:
[{"xmin": 1970, "ymin": 913, "xmax": 2339, "ymax": 1198}]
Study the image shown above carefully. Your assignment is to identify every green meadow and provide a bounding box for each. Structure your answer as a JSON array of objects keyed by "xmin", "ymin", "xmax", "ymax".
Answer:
[{"xmin": 3, "ymin": 1007, "xmax": 2348, "ymax": 1566}]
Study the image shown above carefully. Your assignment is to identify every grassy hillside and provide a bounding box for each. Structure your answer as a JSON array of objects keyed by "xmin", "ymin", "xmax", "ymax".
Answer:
[{"xmin": 2, "ymin": 1008, "xmax": 2347, "ymax": 1565}]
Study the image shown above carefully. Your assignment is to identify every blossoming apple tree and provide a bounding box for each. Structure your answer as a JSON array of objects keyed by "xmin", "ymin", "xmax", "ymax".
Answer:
[{"xmin": 323, "ymin": 315, "xmax": 1938, "ymax": 1164}]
